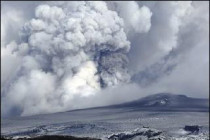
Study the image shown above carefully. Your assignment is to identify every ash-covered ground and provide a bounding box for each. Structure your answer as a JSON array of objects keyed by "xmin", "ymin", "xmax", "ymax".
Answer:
[
  {"xmin": 1, "ymin": 109, "xmax": 209, "ymax": 139},
  {"xmin": 1, "ymin": 93, "xmax": 209, "ymax": 140}
]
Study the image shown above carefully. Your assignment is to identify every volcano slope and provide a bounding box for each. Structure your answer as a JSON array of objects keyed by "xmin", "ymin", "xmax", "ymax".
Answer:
[{"xmin": 1, "ymin": 93, "xmax": 209, "ymax": 140}]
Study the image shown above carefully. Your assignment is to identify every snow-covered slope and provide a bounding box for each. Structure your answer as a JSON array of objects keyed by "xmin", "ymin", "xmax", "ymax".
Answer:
[
  {"xmin": 107, "ymin": 93, "xmax": 209, "ymax": 112},
  {"xmin": 1, "ymin": 93, "xmax": 209, "ymax": 139}
]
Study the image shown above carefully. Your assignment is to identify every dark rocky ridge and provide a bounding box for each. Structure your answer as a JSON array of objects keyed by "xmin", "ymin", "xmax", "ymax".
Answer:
[{"xmin": 184, "ymin": 125, "xmax": 200, "ymax": 133}]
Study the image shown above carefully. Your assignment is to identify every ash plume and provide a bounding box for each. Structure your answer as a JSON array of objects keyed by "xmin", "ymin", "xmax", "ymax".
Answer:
[
  {"xmin": 2, "ymin": 1, "xmax": 130, "ymax": 116},
  {"xmin": 1, "ymin": 1, "xmax": 208, "ymax": 118}
]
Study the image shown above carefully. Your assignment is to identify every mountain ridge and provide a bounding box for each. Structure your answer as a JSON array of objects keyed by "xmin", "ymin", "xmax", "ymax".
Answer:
[
  {"xmin": 63, "ymin": 93, "xmax": 209, "ymax": 113},
  {"xmin": 102, "ymin": 93, "xmax": 209, "ymax": 112}
]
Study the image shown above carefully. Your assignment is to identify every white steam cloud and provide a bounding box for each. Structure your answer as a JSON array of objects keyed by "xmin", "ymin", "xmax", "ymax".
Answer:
[
  {"xmin": 107, "ymin": 1, "xmax": 152, "ymax": 34},
  {"xmin": 2, "ymin": 1, "xmax": 131, "ymax": 116},
  {"xmin": 1, "ymin": 1, "xmax": 208, "ymax": 118}
]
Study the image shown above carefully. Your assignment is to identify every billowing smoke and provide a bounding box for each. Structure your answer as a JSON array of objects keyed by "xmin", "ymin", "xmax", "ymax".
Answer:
[
  {"xmin": 2, "ymin": 1, "xmax": 208, "ymax": 118},
  {"xmin": 107, "ymin": 1, "xmax": 152, "ymax": 34},
  {"xmin": 2, "ymin": 1, "xmax": 131, "ymax": 117}
]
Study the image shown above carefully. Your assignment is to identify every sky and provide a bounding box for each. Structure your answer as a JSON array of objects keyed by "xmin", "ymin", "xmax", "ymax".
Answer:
[{"xmin": 1, "ymin": 1, "xmax": 209, "ymax": 118}]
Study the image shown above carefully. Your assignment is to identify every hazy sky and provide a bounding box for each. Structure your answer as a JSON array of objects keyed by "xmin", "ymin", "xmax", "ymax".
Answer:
[{"xmin": 1, "ymin": 1, "xmax": 209, "ymax": 117}]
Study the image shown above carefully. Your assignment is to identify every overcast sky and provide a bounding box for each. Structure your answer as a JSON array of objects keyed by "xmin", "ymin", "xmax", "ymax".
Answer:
[{"xmin": 1, "ymin": 1, "xmax": 209, "ymax": 117}]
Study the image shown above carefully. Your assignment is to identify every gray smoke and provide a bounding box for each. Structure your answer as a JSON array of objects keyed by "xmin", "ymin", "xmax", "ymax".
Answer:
[
  {"xmin": 2, "ymin": 1, "xmax": 208, "ymax": 118},
  {"xmin": 132, "ymin": 1, "xmax": 209, "ymax": 87},
  {"xmin": 1, "ymin": 1, "xmax": 131, "ymax": 116}
]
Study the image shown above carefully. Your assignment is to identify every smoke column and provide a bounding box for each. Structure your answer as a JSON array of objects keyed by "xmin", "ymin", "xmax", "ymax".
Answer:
[
  {"xmin": 2, "ymin": 1, "xmax": 208, "ymax": 117},
  {"xmin": 2, "ymin": 1, "xmax": 131, "ymax": 116}
]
